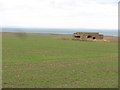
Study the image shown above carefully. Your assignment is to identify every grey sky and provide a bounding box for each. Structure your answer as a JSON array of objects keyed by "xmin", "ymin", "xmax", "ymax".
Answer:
[{"xmin": 0, "ymin": 0, "xmax": 118, "ymax": 29}]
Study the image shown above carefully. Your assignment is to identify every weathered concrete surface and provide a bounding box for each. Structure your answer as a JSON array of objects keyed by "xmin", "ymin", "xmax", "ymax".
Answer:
[{"xmin": 73, "ymin": 32, "xmax": 103, "ymax": 41}]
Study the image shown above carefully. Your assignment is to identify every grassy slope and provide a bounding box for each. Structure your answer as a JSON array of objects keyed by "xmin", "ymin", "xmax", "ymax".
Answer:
[
  {"xmin": 2, "ymin": 33, "xmax": 118, "ymax": 88},
  {"xmin": 0, "ymin": 33, "xmax": 2, "ymax": 89}
]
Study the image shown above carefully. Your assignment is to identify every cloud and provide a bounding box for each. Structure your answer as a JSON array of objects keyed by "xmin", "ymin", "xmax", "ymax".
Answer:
[
  {"xmin": 95, "ymin": 0, "xmax": 119, "ymax": 5},
  {"xmin": 0, "ymin": 0, "xmax": 118, "ymax": 29}
]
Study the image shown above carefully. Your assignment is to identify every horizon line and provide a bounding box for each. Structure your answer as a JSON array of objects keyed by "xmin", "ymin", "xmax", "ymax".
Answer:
[{"xmin": 1, "ymin": 27, "xmax": 118, "ymax": 31}]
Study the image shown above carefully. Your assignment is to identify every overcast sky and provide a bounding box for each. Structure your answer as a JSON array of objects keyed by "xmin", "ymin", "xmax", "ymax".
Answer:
[{"xmin": 0, "ymin": 0, "xmax": 119, "ymax": 29}]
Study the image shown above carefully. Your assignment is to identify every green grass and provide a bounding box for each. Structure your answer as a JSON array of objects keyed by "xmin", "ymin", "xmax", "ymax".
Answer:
[
  {"xmin": 0, "ymin": 34, "xmax": 2, "ymax": 89},
  {"xmin": 2, "ymin": 33, "xmax": 118, "ymax": 88}
]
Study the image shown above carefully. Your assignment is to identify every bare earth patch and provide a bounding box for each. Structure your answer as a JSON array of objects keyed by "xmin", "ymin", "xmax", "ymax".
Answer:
[{"xmin": 104, "ymin": 36, "xmax": 118, "ymax": 43}]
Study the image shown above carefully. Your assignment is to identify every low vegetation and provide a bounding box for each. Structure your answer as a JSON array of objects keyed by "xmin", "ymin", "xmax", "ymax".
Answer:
[{"xmin": 2, "ymin": 33, "xmax": 118, "ymax": 88}]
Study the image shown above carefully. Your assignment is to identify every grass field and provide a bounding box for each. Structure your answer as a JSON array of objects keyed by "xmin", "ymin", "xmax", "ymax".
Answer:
[
  {"xmin": 2, "ymin": 33, "xmax": 118, "ymax": 88},
  {"xmin": 0, "ymin": 33, "xmax": 2, "ymax": 89}
]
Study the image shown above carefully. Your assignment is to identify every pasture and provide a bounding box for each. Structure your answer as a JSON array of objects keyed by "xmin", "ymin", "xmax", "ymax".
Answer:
[{"xmin": 2, "ymin": 33, "xmax": 118, "ymax": 88}]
